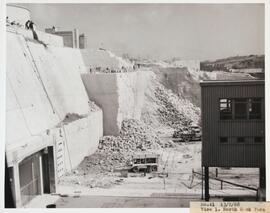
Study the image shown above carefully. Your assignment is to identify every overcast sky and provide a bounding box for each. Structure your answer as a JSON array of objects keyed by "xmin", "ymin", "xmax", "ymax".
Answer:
[{"xmin": 21, "ymin": 3, "xmax": 264, "ymax": 60}]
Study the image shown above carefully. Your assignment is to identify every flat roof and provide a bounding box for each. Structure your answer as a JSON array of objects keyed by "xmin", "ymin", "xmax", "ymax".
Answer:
[
  {"xmin": 7, "ymin": 4, "xmax": 30, "ymax": 12},
  {"xmin": 200, "ymin": 79, "xmax": 264, "ymax": 87}
]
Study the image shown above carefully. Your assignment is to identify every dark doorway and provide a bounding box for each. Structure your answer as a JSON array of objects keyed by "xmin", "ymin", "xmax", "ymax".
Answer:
[
  {"xmin": 19, "ymin": 152, "xmax": 41, "ymax": 205},
  {"xmin": 42, "ymin": 146, "xmax": 56, "ymax": 194}
]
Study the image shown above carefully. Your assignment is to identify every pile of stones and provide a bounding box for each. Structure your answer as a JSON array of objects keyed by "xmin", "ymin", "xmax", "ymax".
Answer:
[
  {"xmin": 77, "ymin": 119, "xmax": 175, "ymax": 174},
  {"xmin": 153, "ymin": 81, "xmax": 200, "ymax": 130}
]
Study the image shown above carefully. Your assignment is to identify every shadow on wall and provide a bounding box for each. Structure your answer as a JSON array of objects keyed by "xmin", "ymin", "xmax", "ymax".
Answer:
[{"xmin": 81, "ymin": 73, "xmax": 119, "ymax": 136}]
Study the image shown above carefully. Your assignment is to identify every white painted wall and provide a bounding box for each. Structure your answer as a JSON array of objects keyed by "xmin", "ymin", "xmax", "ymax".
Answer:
[
  {"xmin": 6, "ymin": 30, "xmax": 103, "ymax": 173},
  {"xmin": 63, "ymin": 111, "xmax": 103, "ymax": 171}
]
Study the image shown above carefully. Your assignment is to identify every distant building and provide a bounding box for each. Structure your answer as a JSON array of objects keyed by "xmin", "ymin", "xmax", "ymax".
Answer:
[
  {"xmin": 45, "ymin": 27, "xmax": 87, "ymax": 49},
  {"xmin": 79, "ymin": 34, "xmax": 87, "ymax": 49},
  {"xmin": 200, "ymin": 80, "xmax": 265, "ymax": 201}
]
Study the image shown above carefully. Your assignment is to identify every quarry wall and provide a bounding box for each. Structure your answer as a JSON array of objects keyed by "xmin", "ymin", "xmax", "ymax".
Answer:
[
  {"xmin": 80, "ymin": 48, "xmax": 134, "ymax": 71},
  {"xmin": 6, "ymin": 30, "xmax": 103, "ymax": 174},
  {"xmin": 171, "ymin": 59, "xmax": 200, "ymax": 72},
  {"xmin": 82, "ymin": 71, "xmax": 151, "ymax": 136}
]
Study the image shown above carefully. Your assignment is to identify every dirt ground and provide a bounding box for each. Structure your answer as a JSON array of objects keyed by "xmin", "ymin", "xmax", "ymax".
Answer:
[{"xmin": 58, "ymin": 139, "xmax": 259, "ymax": 199}]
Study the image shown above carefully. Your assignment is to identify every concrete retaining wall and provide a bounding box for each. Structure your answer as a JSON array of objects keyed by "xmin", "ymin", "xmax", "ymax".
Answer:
[
  {"xmin": 6, "ymin": 30, "xmax": 103, "ymax": 173},
  {"xmin": 63, "ymin": 111, "xmax": 103, "ymax": 171},
  {"xmin": 82, "ymin": 71, "xmax": 151, "ymax": 136},
  {"xmin": 7, "ymin": 27, "xmax": 64, "ymax": 47}
]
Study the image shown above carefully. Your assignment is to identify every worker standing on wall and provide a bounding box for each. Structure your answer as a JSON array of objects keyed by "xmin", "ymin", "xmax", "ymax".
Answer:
[
  {"xmin": 25, "ymin": 20, "xmax": 47, "ymax": 48},
  {"xmin": 28, "ymin": 21, "xmax": 39, "ymax": 40},
  {"xmin": 25, "ymin": 20, "xmax": 31, "ymax": 29}
]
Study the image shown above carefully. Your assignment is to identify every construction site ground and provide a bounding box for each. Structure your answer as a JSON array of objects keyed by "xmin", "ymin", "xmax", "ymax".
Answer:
[{"xmin": 26, "ymin": 138, "xmax": 259, "ymax": 208}]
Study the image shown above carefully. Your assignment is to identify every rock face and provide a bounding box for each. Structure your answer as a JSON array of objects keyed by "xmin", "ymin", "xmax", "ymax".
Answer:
[
  {"xmin": 141, "ymin": 72, "xmax": 201, "ymax": 134},
  {"xmin": 81, "ymin": 71, "xmax": 150, "ymax": 135}
]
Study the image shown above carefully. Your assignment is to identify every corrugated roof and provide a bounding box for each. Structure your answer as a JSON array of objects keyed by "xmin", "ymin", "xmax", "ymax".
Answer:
[{"xmin": 200, "ymin": 79, "xmax": 264, "ymax": 87}]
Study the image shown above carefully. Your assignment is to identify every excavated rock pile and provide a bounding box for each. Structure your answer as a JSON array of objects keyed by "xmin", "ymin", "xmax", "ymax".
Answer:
[
  {"xmin": 88, "ymin": 100, "xmax": 100, "ymax": 112},
  {"xmin": 142, "ymin": 73, "xmax": 200, "ymax": 134},
  {"xmin": 154, "ymin": 84, "xmax": 199, "ymax": 129},
  {"xmin": 76, "ymin": 119, "xmax": 175, "ymax": 174}
]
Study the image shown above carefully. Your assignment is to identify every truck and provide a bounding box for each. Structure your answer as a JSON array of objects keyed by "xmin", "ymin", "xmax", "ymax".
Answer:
[
  {"xmin": 172, "ymin": 125, "xmax": 201, "ymax": 142},
  {"xmin": 129, "ymin": 153, "xmax": 160, "ymax": 173}
]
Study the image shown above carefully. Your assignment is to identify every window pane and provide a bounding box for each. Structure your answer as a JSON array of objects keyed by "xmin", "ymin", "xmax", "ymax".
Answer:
[
  {"xmin": 249, "ymin": 98, "xmax": 262, "ymax": 119},
  {"xmin": 254, "ymin": 137, "xmax": 263, "ymax": 143},
  {"xmin": 220, "ymin": 137, "xmax": 228, "ymax": 143},
  {"xmin": 234, "ymin": 98, "xmax": 246, "ymax": 102},
  {"xmin": 237, "ymin": 137, "xmax": 245, "ymax": 143},
  {"xmin": 235, "ymin": 99, "xmax": 247, "ymax": 119},
  {"xmin": 220, "ymin": 99, "xmax": 232, "ymax": 120}
]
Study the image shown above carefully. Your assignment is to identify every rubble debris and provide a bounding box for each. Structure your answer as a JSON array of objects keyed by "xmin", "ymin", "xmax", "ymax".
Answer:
[
  {"xmin": 56, "ymin": 113, "xmax": 86, "ymax": 126},
  {"xmin": 60, "ymin": 119, "xmax": 176, "ymax": 188},
  {"xmin": 142, "ymin": 73, "xmax": 200, "ymax": 134},
  {"xmin": 78, "ymin": 119, "xmax": 171, "ymax": 173},
  {"xmin": 183, "ymin": 154, "xmax": 192, "ymax": 159},
  {"xmin": 88, "ymin": 100, "xmax": 100, "ymax": 112}
]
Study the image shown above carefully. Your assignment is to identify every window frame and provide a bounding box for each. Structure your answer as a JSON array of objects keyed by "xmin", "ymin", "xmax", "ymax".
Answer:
[
  {"xmin": 254, "ymin": 137, "xmax": 264, "ymax": 144},
  {"xmin": 236, "ymin": 137, "xmax": 245, "ymax": 144},
  {"xmin": 219, "ymin": 98, "xmax": 233, "ymax": 120},
  {"xmin": 219, "ymin": 137, "xmax": 228, "ymax": 144},
  {"xmin": 248, "ymin": 98, "xmax": 262, "ymax": 120},
  {"xmin": 219, "ymin": 97, "xmax": 263, "ymax": 121},
  {"xmin": 234, "ymin": 98, "xmax": 248, "ymax": 120}
]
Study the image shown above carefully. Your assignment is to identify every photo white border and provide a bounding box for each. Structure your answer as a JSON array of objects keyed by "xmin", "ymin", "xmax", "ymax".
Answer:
[{"xmin": 0, "ymin": 0, "xmax": 269, "ymax": 212}]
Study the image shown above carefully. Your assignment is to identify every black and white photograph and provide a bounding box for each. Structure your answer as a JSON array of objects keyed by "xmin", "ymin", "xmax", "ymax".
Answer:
[{"xmin": 1, "ymin": 1, "xmax": 268, "ymax": 209}]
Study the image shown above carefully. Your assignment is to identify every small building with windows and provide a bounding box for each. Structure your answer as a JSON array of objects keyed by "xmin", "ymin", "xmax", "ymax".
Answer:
[{"xmin": 200, "ymin": 80, "xmax": 265, "ymax": 201}]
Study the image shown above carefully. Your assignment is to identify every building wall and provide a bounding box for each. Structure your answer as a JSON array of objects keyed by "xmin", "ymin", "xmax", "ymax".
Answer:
[
  {"xmin": 55, "ymin": 31, "xmax": 73, "ymax": 48},
  {"xmin": 45, "ymin": 29, "xmax": 83, "ymax": 48},
  {"xmin": 79, "ymin": 34, "xmax": 87, "ymax": 49},
  {"xmin": 201, "ymin": 81, "xmax": 265, "ymax": 168}
]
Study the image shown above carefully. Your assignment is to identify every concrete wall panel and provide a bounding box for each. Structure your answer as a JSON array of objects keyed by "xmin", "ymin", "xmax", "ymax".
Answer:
[
  {"xmin": 63, "ymin": 111, "xmax": 103, "ymax": 171},
  {"xmin": 6, "ymin": 30, "xmax": 103, "ymax": 173},
  {"xmin": 26, "ymin": 40, "xmax": 90, "ymax": 119},
  {"xmin": 6, "ymin": 33, "xmax": 60, "ymax": 143}
]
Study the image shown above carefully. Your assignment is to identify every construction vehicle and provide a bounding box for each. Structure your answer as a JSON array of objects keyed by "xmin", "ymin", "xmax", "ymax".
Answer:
[
  {"xmin": 172, "ymin": 125, "xmax": 201, "ymax": 142},
  {"xmin": 128, "ymin": 153, "xmax": 160, "ymax": 173}
]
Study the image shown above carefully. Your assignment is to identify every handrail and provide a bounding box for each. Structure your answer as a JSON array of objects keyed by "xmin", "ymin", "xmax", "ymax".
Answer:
[{"xmin": 193, "ymin": 170, "xmax": 258, "ymax": 192}]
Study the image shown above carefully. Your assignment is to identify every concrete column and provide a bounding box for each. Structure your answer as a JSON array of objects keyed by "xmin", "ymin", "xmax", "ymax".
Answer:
[
  {"xmin": 13, "ymin": 163, "xmax": 22, "ymax": 207},
  {"xmin": 201, "ymin": 166, "xmax": 204, "ymax": 200},
  {"xmin": 259, "ymin": 167, "xmax": 266, "ymax": 188},
  {"xmin": 204, "ymin": 166, "xmax": 210, "ymax": 201},
  {"xmin": 73, "ymin": 29, "xmax": 79, "ymax": 48},
  {"xmin": 39, "ymin": 155, "xmax": 44, "ymax": 194},
  {"xmin": 48, "ymin": 146, "xmax": 56, "ymax": 193}
]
